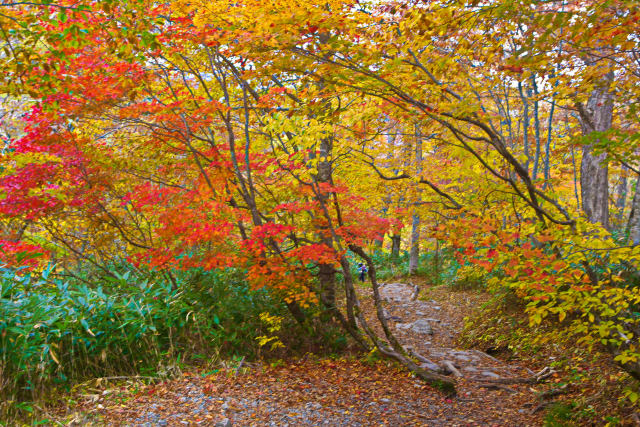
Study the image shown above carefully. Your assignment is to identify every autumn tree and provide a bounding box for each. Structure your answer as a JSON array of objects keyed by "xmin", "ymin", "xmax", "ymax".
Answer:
[{"xmin": 2, "ymin": 0, "xmax": 640, "ymax": 390}]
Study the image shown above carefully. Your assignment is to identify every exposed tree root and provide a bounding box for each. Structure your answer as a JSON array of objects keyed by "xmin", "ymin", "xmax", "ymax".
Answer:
[
  {"xmin": 478, "ymin": 383, "xmax": 517, "ymax": 393},
  {"xmin": 479, "ymin": 366, "xmax": 555, "ymax": 385}
]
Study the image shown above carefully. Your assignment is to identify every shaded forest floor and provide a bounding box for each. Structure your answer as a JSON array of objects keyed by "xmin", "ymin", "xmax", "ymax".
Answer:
[{"xmin": 48, "ymin": 281, "xmax": 562, "ymax": 426}]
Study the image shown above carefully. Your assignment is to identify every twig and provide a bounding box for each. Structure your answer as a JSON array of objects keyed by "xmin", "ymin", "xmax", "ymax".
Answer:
[
  {"xmin": 535, "ymin": 367, "xmax": 555, "ymax": 382},
  {"xmin": 234, "ymin": 356, "xmax": 246, "ymax": 375},
  {"xmin": 538, "ymin": 383, "xmax": 569, "ymax": 399},
  {"xmin": 410, "ymin": 284, "xmax": 420, "ymax": 301},
  {"xmin": 524, "ymin": 383, "xmax": 571, "ymax": 413}
]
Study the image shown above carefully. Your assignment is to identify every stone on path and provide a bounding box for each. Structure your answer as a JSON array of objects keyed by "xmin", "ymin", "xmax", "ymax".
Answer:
[
  {"xmin": 396, "ymin": 319, "xmax": 434, "ymax": 335},
  {"xmin": 480, "ymin": 371, "xmax": 502, "ymax": 379},
  {"xmin": 380, "ymin": 283, "xmax": 416, "ymax": 302}
]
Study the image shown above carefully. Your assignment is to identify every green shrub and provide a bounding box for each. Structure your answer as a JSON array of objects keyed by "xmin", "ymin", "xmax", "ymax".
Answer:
[
  {"xmin": 544, "ymin": 402, "xmax": 575, "ymax": 426},
  {"xmin": 370, "ymin": 250, "xmax": 409, "ymax": 280}
]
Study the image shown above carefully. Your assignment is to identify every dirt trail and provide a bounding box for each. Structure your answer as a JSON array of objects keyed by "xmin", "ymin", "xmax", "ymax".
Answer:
[{"xmin": 79, "ymin": 283, "xmax": 544, "ymax": 426}]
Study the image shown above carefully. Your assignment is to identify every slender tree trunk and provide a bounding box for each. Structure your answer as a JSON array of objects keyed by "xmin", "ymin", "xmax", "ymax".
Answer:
[
  {"xmin": 517, "ymin": 81, "xmax": 530, "ymax": 172},
  {"xmin": 614, "ymin": 165, "xmax": 628, "ymax": 224},
  {"xmin": 543, "ymin": 98, "xmax": 556, "ymax": 188},
  {"xmin": 433, "ymin": 214, "xmax": 441, "ymax": 285},
  {"xmin": 409, "ymin": 126, "xmax": 423, "ymax": 275},
  {"xmin": 390, "ymin": 234, "xmax": 401, "ymax": 259},
  {"xmin": 434, "ymin": 238, "xmax": 440, "ymax": 285},
  {"xmin": 338, "ymin": 256, "xmax": 364, "ymax": 338},
  {"xmin": 577, "ymin": 71, "xmax": 614, "ymax": 229},
  {"xmin": 408, "ymin": 216, "xmax": 420, "ymax": 273},
  {"xmin": 375, "ymin": 195, "xmax": 392, "ymax": 249},
  {"xmin": 571, "ymin": 144, "xmax": 580, "ymax": 210},
  {"xmin": 531, "ymin": 78, "xmax": 542, "ymax": 181},
  {"xmin": 628, "ymin": 178, "xmax": 640, "ymax": 245},
  {"xmin": 543, "ymin": 40, "xmax": 561, "ymax": 189}
]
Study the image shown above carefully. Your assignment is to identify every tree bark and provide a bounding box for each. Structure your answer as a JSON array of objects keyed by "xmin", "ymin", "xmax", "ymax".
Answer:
[
  {"xmin": 390, "ymin": 234, "xmax": 401, "ymax": 259},
  {"xmin": 409, "ymin": 126, "xmax": 423, "ymax": 275},
  {"xmin": 315, "ymin": 136, "xmax": 337, "ymax": 308},
  {"xmin": 318, "ymin": 262, "xmax": 336, "ymax": 308},
  {"xmin": 614, "ymin": 166, "xmax": 628, "ymax": 224},
  {"xmin": 628, "ymin": 178, "xmax": 640, "ymax": 245},
  {"xmin": 517, "ymin": 81, "xmax": 531, "ymax": 173},
  {"xmin": 408, "ymin": 215, "xmax": 420, "ymax": 274},
  {"xmin": 312, "ymin": 35, "xmax": 337, "ymax": 307},
  {"xmin": 577, "ymin": 71, "xmax": 614, "ymax": 229},
  {"xmin": 531, "ymin": 78, "xmax": 542, "ymax": 181}
]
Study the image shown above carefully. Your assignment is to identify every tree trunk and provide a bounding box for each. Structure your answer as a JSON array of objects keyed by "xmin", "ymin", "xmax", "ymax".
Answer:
[
  {"xmin": 543, "ymin": 97, "xmax": 556, "ymax": 189},
  {"xmin": 318, "ymin": 262, "xmax": 336, "ymax": 308},
  {"xmin": 517, "ymin": 81, "xmax": 531, "ymax": 173},
  {"xmin": 614, "ymin": 166, "xmax": 628, "ymax": 224},
  {"xmin": 409, "ymin": 126, "xmax": 423, "ymax": 275},
  {"xmin": 628, "ymin": 178, "xmax": 640, "ymax": 245},
  {"xmin": 580, "ymin": 146, "xmax": 610, "ymax": 229},
  {"xmin": 390, "ymin": 234, "xmax": 401, "ymax": 259},
  {"xmin": 310, "ymin": 32, "xmax": 338, "ymax": 309},
  {"xmin": 311, "ymin": 36, "xmax": 337, "ymax": 304},
  {"xmin": 531, "ymin": 78, "xmax": 542, "ymax": 181},
  {"xmin": 571, "ymin": 145, "xmax": 580, "ymax": 209},
  {"xmin": 577, "ymin": 71, "xmax": 613, "ymax": 229},
  {"xmin": 408, "ymin": 215, "xmax": 420, "ymax": 274},
  {"xmin": 315, "ymin": 135, "xmax": 337, "ymax": 308}
]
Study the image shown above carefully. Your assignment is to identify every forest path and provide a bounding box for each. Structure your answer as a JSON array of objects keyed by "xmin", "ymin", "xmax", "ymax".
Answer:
[
  {"xmin": 79, "ymin": 283, "xmax": 545, "ymax": 426},
  {"xmin": 377, "ymin": 282, "xmax": 530, "ymax": 381}
]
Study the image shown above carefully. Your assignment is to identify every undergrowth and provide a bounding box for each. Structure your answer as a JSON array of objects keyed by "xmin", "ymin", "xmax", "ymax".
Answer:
[
  {"xmin": 368, "ymin": 249, "xmax": 459, "ymax": 285},
  {"xmin": 0, "ymin": 263, "xmax": 309, "ymax": 423},
  {"xmin": 459, "ymin": 289, "xmax": 638, "ymax": 425}
]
